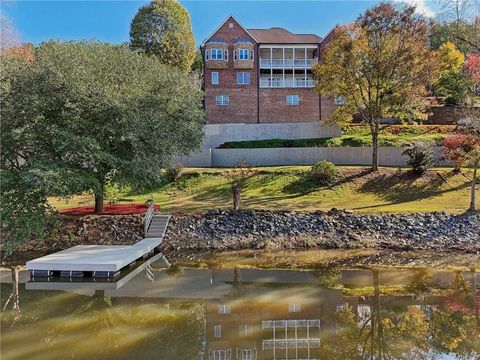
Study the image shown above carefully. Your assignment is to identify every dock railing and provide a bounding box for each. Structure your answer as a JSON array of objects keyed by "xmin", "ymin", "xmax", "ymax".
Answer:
[{"xmin": 144, "ymin": 200, "xmax": 154, "ymax": 237}]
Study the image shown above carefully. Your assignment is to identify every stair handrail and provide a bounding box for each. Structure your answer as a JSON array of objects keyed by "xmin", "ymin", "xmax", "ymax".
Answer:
[{"xmin": 144, "ymin": 200, "xmax": 155, "ymax": 236}]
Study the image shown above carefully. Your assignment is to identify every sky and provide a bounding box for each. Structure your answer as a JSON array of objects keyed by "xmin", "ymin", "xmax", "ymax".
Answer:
[{"xmin": 1, "ymin": 0, "xmax": 438, "ymax": 46}]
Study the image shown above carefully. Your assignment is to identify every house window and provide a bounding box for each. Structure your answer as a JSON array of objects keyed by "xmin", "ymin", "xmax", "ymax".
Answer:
[
  {"xmin": 239, "ymin": 49, "xmax": 249, "ymax": 60},
  {"xmin": 214, "ymin": 325, "xmax": 222, "ymax": 337},
  {"xmin": 250, "ymin": 50, "xmax": 254, "ymax": 60},
  {"xmin": 211, "ymin": 72, "xmax": 219, "ymax": 85},
  {"xmin": 286, "ymin": 95, "xmax": 300, "ymax": 106},
  {"xmin": 217, "ymin": 303, "xmax": 231, "ymax": 313},
  {"xmin": 237, "ymin": 72, "xmax": 250, "ymax": 85},
  {"xmin": 216, "ymin": 96, "xmax": 229, "ymax": 106},
  {"xmin": 206, "ymin": 50, "xmax": 209, "ymax": 60},
  {"xmin": 239, "ymin": 324, "xmax": 250, "ymax": 336},
  {"xmin": 334, "ymin": 95, "xmax": 346, "ymax": 105},
  {"xmin": 288, "ymin": 303, "xmax": 301, "ymax": 312},
  {"xmin": 211, "ymin": 49, "xmax": 223, "ymax": 60}
]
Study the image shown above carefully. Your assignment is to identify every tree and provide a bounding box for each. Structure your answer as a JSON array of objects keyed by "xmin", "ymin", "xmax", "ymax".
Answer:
[
  {"xmin": 314, "ymin": 3, "xmax": 438, "ymax": 171},
  {"xmin": 130, "ymin": 0, "xmax": 196, "ymax": 73},
  {"xmin": 1, "ymin": 41, "xmax": 204, "ymax": 222},
  {"xmin": 0, "ymin": 14, "xmax": 20, "ymax": 51},
  {"xmin": 225, "ymin": 161, "xmax": 256, "ymax": 212},
  {"xmin": 435, "ymin": 0, "xmax": 480, "ymax": 53},
  {"xmin": 434, "ymin": 41, "xmax": 470, "ymax": 105},
  {"xmin": 443, "ymin": 133, "xmax": 478, "ymax": 172}
]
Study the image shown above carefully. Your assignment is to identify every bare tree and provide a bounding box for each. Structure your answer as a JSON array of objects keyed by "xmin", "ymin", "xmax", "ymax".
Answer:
[
  {"xmin": 225, "ymin": 160, "xmax": 257, "ymax": 212},
  {"xmin": 0, "ymin": 14, "xmax": 20, "ymax": 51},
  {"xmin": 436, "ymin": 0, "xmax": 480, "ymax": 52}
]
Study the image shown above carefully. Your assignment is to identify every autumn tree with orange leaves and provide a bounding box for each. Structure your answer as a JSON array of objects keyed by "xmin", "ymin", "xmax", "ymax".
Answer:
[{"xmin": 314, "ymin": 3, "xmax": 439, "ymax": 171}]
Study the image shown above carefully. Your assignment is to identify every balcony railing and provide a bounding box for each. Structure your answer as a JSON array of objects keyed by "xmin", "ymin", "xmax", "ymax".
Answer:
[
  {"xmin": 260, "ymin": 58, "xmax": 317, "ymax": 68},
  {"xmin": 260, "ymin": 78, "xmax": 315, "ymax": 88}
]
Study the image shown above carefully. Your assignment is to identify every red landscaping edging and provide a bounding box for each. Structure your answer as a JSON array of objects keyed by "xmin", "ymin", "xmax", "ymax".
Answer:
[{"xmin": 60, "ymin": 203, "xmax": 160, "ymax": 215}]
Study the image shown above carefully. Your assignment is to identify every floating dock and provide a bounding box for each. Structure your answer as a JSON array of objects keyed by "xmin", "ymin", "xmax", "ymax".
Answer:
[{"xmin": 26, "ymin": 211, "xmax": 170, "ymax": 279}]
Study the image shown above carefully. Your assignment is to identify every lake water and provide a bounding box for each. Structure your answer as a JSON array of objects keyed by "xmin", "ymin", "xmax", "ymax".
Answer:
[{"xmin": 1, "ymin": 252, "xmax": 479, "ymax": 360}]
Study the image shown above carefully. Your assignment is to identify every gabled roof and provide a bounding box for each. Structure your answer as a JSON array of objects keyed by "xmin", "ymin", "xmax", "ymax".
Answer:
[
  {"xmin": 247, "ymin": 28, "xmax": 322, "ymax": 44},
  {"xmin": 201, "ymin": 15, "xmax": 258, "ymax": 46}
]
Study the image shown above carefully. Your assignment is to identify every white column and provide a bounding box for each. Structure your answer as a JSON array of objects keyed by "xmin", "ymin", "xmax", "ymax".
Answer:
[
  {"xmin": 304, "ymin": 48, "xmax": 307, "ymax": 87},
  {"xmin": 270, "ymin": 47, "xmax": 273, "ymax": 88},
  {"xmin": 282, "ymin": 48, "xmax": 285, "ymax": 88},
  {"xmin": 292, "ymin": 48, "xmax": 295, "ymax": 88}
]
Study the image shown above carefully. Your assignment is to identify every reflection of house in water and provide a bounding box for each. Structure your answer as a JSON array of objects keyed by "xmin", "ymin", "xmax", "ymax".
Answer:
[{"xmin": 22, "ymin": 261, "xmax": 479, "ymax": 360}]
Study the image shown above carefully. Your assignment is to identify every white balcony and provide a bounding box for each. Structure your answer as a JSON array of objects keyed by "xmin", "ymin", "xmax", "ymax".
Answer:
[
  {"xmin": 260, "ymin": 58, "xmax": 317, "ymax": 68},
  {"xmin": 260, "ymin": 78, "xmax": 315, "ymax": 88}
]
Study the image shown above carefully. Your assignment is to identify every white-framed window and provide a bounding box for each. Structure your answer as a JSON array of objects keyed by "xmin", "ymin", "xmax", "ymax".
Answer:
[
  {"xmin": 225, "ymin": 50, "xmax": 228, "ymax": 61},
  {"xmin": 286, "ymin": 95, "xmax": 300, "ymax": 106},
  {"xmin": 288, "ymin": 303, "xmax": 301, "ymax": 312},
  {"xmin": 216, "ymin": 95, "xmax": 229, "ymax": 106},
  {"xmin": 211, "ymin": 49, "xmax": 223, "ymax": 60},
  {"xmin": 206, "ymin": 49, "xmax": 209, "ymax": 60},
  {"xmin": 250, "ymin": 49, "xmax": 254, "ymax": 60},
  {"xmin": 239, "ymin": 324, "xmax": 250, "ymax": 337},
  {"xmin": 239, "ymin": 49, "xmax": 249, "ymax": 60},
  {"xmin": 237, "ymin": 72, "xmax": 250, "ymax": 85},
  {"xmin": 214, "ymin": 324, "xmax": 222, "ymax": 337},
  {"xmin": 211, "ymin": 72, "xmax": 219, "ymax": 85},
  {"xmin": 217, "ymin": 303, "xmax": 231, "ymax": 313},
  {"xmin": 334, "ymin": 95, "xmax": 346, "ymax": 105}
]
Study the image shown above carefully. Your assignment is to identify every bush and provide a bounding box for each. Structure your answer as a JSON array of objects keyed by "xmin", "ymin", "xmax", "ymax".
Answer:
[
  {"xmin": 443, "ymin": 134, "xmax": 479, "ymax": 172},
  {"xmin": 309, "ymin": 161, "xmax": 339, "ymax": 185},
  {"xmin": 402, "ymin": 142, "xmax": 436, "ymax": 174},
  {"xmin": 165, "ymin": 162, "xmax": 184, "ymax": 182}
]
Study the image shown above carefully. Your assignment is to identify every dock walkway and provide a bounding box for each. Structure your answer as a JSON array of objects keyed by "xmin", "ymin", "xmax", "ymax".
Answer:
[{"xmin": 26, "ymin": 203, "xmax": 170, "ymax": 278}]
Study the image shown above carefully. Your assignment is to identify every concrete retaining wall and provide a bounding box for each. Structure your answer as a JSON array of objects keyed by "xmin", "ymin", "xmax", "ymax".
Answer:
[
  {"xmin": 202, "ymin": 122, "xmax": 341, "ymax": 149},
  {"xmin": 179, "ymin": 146, "xmax": 448, "ymax": 168}
]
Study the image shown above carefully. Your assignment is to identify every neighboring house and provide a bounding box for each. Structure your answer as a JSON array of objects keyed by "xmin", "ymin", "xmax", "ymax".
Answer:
[{"xmin": 202, "ymin": 15, "xmax": 338, "ymax": 125}]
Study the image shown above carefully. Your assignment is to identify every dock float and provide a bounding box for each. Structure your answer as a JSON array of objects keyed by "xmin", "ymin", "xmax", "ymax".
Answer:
[{"xmin": 26, "ymin": 206, "xmax": 170, "ymax": 279}]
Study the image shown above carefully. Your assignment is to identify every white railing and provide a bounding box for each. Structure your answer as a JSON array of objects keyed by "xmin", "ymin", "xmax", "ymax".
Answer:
[
  {"xmin": 259, "ymin": 78, "xmax": 315, "ymax": 88},
  {"xmin": 262, "ymin": 339, "xmax": 321, "ymax": 349},
  {"xmin": 260, "ymin": 58, "xmax": 317, "ymax": 68},
  {"xmin": 144, "ymin": 200, "xmax": 154, "ymax": 236},
  {"xmin": 262, "ymin": 319, "xmax": 321, "ymax": 329}
]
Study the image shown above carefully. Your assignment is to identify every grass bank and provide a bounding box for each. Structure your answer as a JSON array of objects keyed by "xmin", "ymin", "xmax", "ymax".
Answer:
[
  {"xmin": 50, "ymin": 166, "xmax": 476, "ymax": 214},
  {"xmin": 218, "ymin": 125, "xmax": 455, "ymax": 148}
]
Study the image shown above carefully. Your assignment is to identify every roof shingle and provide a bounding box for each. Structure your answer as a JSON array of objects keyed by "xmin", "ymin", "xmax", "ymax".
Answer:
[{"xmin": 247, "ymin": 28, "xmax": 321, "ymax": 44}]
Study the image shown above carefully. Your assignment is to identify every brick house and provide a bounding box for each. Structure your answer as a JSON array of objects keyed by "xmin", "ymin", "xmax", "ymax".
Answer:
[{"xmin": 202, "ymin": 15, "xmax": 338, "ymax": 125}]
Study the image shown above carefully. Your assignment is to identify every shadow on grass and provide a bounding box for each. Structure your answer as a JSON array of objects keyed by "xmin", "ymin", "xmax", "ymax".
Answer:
[
  {"xmin": 282, "ymin": 168, "xmax": 372, "ymax": 195},
  {"xmin": 353, "ymin": 170, "xmax": 469, "ymax": 211}
]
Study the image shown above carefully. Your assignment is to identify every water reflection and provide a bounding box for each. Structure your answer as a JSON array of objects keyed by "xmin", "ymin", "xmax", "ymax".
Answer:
[{"xmin": 1, "ymin": 259, "xmax": 479, "ymax": 360}]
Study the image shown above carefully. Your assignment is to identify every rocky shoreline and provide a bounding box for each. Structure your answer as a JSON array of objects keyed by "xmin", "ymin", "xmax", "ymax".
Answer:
[
  {"xmin": 162, "ymin": 209, "xmax": 480, "ymax": 254},
  {"xmin": 3, "ymin": 209, "xmax": 479, "ymax": 264}
]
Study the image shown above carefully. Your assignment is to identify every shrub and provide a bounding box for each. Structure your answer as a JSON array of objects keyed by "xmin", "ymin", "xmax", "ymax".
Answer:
[
  {"xmin": 165, "ymin": 162, "xmax": 184, "ymax": 182},
  {"xmin": 443, "ymin": 134, "xmax": 480, "ymax": 172},
  {"xmin": 309, "ymin": 161, "xmax": 339, "ymax": 185},
  {"xmin": 402, "ymin": 142, "xmax": 436, "ymax": 174}
]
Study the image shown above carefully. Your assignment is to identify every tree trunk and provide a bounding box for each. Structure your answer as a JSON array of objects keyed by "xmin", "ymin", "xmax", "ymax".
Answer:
[
  {"xmin": 371, "ymin": 122, "xmax": 379, "ymax": 172},
  {"xmin": 469, "ymin": 164, "xmax": 478, "ymax": 212},
  {"xmin": 232, "ymin": 186, "xmax": 241, "ymax": 212},
  {"xmin": 95, "ymin": 180, "xmax": 105, "ymax": 214}
]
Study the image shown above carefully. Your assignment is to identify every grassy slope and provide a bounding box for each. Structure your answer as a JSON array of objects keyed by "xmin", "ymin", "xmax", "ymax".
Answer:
[{"xmin": 50, "ymin": 166, "xmax": 475, "ymax": 214}]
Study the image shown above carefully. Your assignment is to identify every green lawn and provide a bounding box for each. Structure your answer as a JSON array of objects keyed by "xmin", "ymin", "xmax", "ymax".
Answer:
[
  {"xmin": 219, "ymin": 124, "xmax": 455, "ymax": 148},
  {"xmin": 50, "ymin": 166, "xmax": 476, "ymax": 214}
]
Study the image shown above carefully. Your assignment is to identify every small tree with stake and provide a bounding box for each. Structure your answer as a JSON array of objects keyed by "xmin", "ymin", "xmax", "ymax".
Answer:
[{"xmin": 225, "ymin": 161, "xmax": 256, "ymax": 212}]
